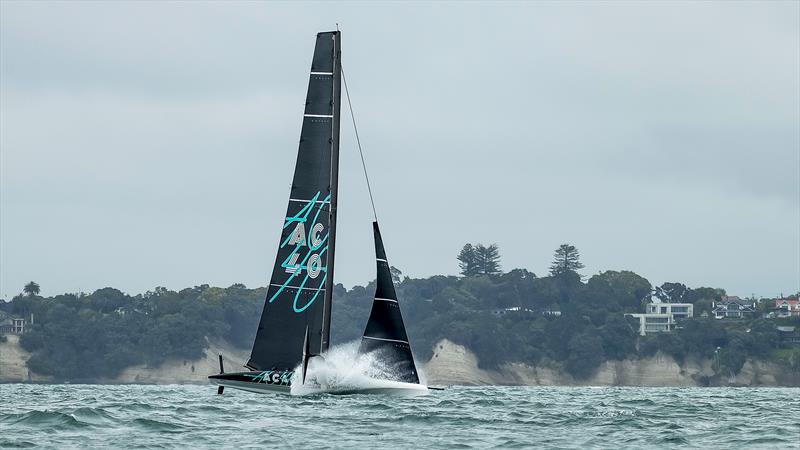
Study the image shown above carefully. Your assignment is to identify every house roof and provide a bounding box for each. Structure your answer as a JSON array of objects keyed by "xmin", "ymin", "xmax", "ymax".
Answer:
[
  {"xmin": 775, "ymin": 299, "xmax": 799, "ymax": 306},
  {"xmin": 718, "ymin": 296, "xmax": 753, "ymax": 306},
  {"xmin": 713, "ymin": 302, "xmax": 755, "ymax": 311}
]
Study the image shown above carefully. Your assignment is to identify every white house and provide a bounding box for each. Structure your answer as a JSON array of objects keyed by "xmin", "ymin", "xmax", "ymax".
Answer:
[
  {"xmin": 774, "ymin": 298, "xmax": 800, "ymax": 318},
  {"xmin": 625, "ymin": 300, "xmax": 694, "ymax": 336},
  {"xmin": 712, "ymin": 296, "xmax": 756, "ymax": 319}
]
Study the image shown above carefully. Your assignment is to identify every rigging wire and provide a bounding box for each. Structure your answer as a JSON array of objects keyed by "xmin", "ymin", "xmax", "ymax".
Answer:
[{"xmin": 342, "ymin": 66, "xmax": 379, "ymax": 222}]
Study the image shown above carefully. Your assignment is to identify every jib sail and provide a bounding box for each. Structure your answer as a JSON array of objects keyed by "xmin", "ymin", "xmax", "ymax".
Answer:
[{"xmin": 359, "ymin": 222, "xmax": 420, "ymax": 384}]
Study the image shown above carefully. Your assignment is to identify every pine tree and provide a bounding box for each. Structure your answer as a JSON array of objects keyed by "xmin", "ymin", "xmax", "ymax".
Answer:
[
  {"xmin": 457, "ymin": 244, "xmax": 478, "ymax": 276},
  {"xmin": 474, "ymin": 244, "xmax": 501, "ymax": 275},
  {"xmin": 549, "ymin": 244, "xmax": 584, "ymax": 277}
]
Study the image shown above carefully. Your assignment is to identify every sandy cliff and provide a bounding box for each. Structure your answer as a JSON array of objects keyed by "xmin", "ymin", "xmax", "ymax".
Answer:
[
  {"xmin": 0, "ymin": 335, "xmax": 52, "ymax": 382},
  {"xmin": 0, "ymin": 335, "xmax": 248, "ymax": 384},
  {"xmin": 109, "ymin": 340, "xmax": 250, "ymax": 384},
  {"xmin": 3, "ymin": 335, "xmax": 797, "ymax": 386},
  {"xmin": 423, "ymin": 339, "xmax": 800, "ymax": 387}
]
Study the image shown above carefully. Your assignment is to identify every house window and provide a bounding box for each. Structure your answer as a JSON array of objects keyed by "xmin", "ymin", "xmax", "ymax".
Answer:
[{"xmin": 646, "ymin": 317, "xmax": 669, "ymax": 324}]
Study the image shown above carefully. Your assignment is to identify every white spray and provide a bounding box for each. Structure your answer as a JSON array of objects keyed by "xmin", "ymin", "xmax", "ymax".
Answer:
[{"xmin": 290, "ymin": 341, "xmax": 427, "ymax": 396}]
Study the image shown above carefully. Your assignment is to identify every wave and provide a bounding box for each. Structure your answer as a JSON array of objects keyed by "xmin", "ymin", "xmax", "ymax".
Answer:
[
  {"xmin": 131, "ymin": 418, "xmax": 187, "ymax": 433},
  {"xmin": 71, "ymin": 406, "xmax": 117, "ymax": 423},
  {"xmin": 2, "ymin": 384, "xmax": 795, "ymax": 448},
  {"xmin": 0, "ymin": 439, "xmax": 36, "ymax": 448},
  {"xmin": 0, "ymin": 410, "xmax": 91, "ymax": 430}
]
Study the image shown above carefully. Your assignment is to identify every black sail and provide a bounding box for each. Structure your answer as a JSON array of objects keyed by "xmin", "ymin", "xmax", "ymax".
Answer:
[
  {"xmin": 248, "ymin": 31, "xmax": 342, "ymax": 371},
  {"xmin": 359, "ymin": 222, "xmax": 420, "ymax": 384}
]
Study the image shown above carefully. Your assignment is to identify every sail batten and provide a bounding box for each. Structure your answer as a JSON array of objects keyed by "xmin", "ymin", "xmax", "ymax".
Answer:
[
  {"xmin": 363, "ymin": 336, "xmax": 409, "ymax": 344},
  {"xmin": 247, "ymin": 31, "xmax": 341, "ymax": 372}
]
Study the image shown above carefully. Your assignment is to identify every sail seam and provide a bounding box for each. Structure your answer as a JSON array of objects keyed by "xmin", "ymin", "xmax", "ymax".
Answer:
[
  {"xmin": 304, "ymin": 114, "xmax": 333, "ymax": 118},
  {"xmin": 310, "ymin": 71, "xmax": 333, "ymax": 75},
  {"xmin": 269, "ymin": 283, "xmax": 325, "ymax": 291},
  {"xmin": 363, "ymin": 336, "xmax": 408, "ymax": 344},
  {"xmin": 374, "ymin": 297, "xmax": 398, "ymax": 303},
  {"xmin": 289, "ymin": 198, "xmax": 331, "ymax": 204}
]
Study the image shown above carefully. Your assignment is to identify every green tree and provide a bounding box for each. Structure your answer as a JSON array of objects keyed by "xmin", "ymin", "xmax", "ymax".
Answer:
[
  {"xmin": 718, "ymin": 343, "xmax": 746, "ymax": 376},
  {"xmin": 599, "ymin": 314, "xmax": 637, "ymax": 360},
  {"xmin": 457, "ymin": 244, "xmax": 479, "ymax": 276},
  {"xmin": 788, "ymin": 348, "xmax": 800, "ymax": 371},
  {"xmin": 474, "ymin": 244, "xmax": 501, "ymax": 275},
  {"xmin": 496, "ymin": 269, "xmax": 536, "ymax": 309},
  {"xmin": 685, "ymin": 287, "xmax": 725, "ymax": 303},
  {"xmin": 747, "ymin": 319, "xmax": 778, "ymax": 355},
  {"xmin": 565, "ymin": 331, "xmax": 604, "ymax": 379},
  {"xmin": 583, "ymin": 270, "xmax": 652, "ymax": 312},
  {"xmin": 549, "ymin": 244, "xmax": 584, "ymax": 277},
  {"xmin": 655, "ymin": 282, "xmax": 689, "ymax": 303},
  {"xmin": 23, "ymin": 281, "xmax": 40, "ymax": 297}
]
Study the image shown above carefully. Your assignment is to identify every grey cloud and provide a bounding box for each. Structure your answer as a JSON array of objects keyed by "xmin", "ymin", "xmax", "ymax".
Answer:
[{"xmin": 1, "ymin": 1, "xmax": 797, "ymax": 298}]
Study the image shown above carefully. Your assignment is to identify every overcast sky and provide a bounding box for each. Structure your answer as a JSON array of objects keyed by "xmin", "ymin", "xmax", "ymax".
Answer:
[{"xmin": 1, "ymin": 1, "xmax": 798, "ymax": 299}]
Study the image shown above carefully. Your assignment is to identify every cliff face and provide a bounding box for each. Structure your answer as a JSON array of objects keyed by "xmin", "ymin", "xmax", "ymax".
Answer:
[
  {"xmin": 422, "ymin": 339, "xmax": 800, "ymax": 387},
  {"xmin": 0, "ymin": 335, "xmax": 248, "ymax": 384},
  {"xmin": 0, "ymin": 335, "xmax": 52, "ymax": 382},
  {"xmin": 109, "ymin": 340, "xmax": 250, "ymax": 384},
  {"xmin": 3, "ymin": 335, "xmax": 797, "ymax": 386}
]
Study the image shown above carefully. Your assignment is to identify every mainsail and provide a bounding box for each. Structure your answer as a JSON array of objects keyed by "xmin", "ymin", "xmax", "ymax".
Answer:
[
  {"xmin": 247, "ymin": 31, "xmax": 342, "ymax": 371},
  {"xmin": 359, "ymin": 222, "xmax": 420, "ymax": 384}
]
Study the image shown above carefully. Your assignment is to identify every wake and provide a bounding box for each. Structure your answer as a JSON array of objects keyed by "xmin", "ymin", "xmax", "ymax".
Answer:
[{"xmin": 290, "ymin": 341, "xmax": 427, "ymax": 396}]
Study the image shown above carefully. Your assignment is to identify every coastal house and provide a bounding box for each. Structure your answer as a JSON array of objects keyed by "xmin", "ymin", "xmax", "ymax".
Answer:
[
  {"xmin": 777, "ymin": 326, "xmax": 800, "ymax": 345},
  {"xmin": 0, "ymin": 316, "xmax": 27, "ymax": 335},
  {"xmin": 712, "ymin": 296, "xmax": 756, "ymax": 319},
  {"xmin": 625, "ymin": 300, "xmax": 693, "ymax": 336},
  {"xmin": 491, "ymin": 306, "xmax": 533, "ymax": 316},
  {"xmin": 490, "ymin": 307, "xmax": 561, "ymax": 317},
  {"xmin": 774, "ymin": 298, "xmax": 800, "ymax": 318}
]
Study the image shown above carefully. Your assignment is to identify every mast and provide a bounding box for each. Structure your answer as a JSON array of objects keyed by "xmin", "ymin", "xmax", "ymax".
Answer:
[{"xmin": 321, "ymin": 31, "xmax": 341, "ymax": 352}]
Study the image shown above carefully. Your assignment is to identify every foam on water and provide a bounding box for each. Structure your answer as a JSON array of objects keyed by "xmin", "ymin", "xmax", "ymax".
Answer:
[{"xmin": 290, "ymin": 341, "xmax": 427, "ymax": 395}]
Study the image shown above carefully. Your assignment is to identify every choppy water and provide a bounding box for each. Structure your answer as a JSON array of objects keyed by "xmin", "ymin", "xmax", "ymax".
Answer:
[{"xmin": 1, "ymin": 385, "xmax": 798, "ymax": 449}]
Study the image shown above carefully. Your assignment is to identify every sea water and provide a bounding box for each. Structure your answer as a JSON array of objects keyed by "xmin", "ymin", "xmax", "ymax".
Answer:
[{"xmin": 1, "ymin": 384, "xmax": 798, "ymax": 448}]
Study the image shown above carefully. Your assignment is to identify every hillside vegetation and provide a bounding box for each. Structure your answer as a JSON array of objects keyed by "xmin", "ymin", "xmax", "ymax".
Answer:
[{"xmin": 3, "ymin": 244, "xmax": 798, "ymax": 382}]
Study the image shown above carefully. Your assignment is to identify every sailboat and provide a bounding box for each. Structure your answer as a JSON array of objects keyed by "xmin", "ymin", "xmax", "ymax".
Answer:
[{"xmin": 208, "ymin": 31, "xmax": 427, "ymax": 395}]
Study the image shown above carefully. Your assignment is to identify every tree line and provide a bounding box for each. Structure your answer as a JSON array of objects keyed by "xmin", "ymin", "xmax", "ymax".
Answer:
[
  {"xmin": 3, "ymin": 243, "xmax": 798, "ymax": 382},
  {"xmin": 457, "ymin": 243, "xmax": 585, "ymax": 278}
]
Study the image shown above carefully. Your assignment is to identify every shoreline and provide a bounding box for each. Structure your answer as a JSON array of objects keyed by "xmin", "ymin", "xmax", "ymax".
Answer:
[{"xmin": 2, "ymin": 336, "xmax": 798, "ymax": 387}]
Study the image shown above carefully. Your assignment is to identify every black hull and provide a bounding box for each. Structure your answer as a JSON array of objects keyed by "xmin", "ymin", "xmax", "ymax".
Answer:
[
  {"xmin": 208, "ymin": 370, "xmax": 428, "ymax": 396},
  {"xmin": 209, "ymin": 371, "xmax": 293, "ymax": 394}
]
